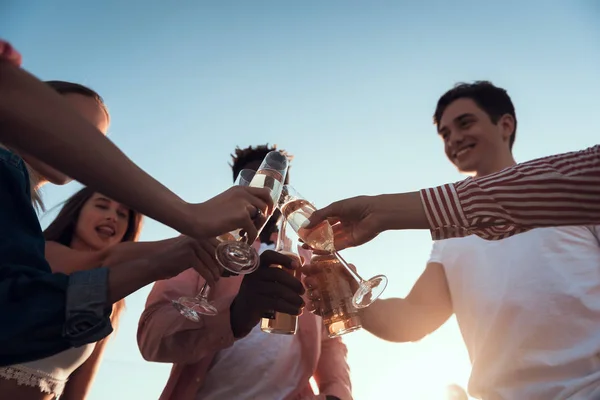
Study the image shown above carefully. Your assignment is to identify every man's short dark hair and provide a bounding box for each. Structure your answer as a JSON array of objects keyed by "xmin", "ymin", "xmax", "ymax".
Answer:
[
  {"xmin": 433, "ymin": 81, "xmax": 517, "ymax": 149},
  {"xmin": 229, "ymin": 143, "xmax": 293, "ymax": 183},
  {"xmin": 229, "ymin": 144, "xmax": 293, "ymax": 245}
]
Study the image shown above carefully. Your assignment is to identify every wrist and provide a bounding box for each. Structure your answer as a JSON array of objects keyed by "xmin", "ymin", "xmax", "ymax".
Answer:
[
  {"xmin": 147, "ymin": 257, "xmax": 187, "ymax": 282},
  {"xmin": 171, "ymin": 199, "xmax": 206, "ymax": 239}
]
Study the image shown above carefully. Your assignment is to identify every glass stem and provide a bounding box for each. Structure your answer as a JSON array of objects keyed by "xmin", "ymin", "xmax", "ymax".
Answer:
[
  {"xmin": 196, "ymin": 282, "xmax": 210, "ymax": 300},
  {"xmin": 333, "ymin": 251, "xmax": 364, "ymax": 284}
]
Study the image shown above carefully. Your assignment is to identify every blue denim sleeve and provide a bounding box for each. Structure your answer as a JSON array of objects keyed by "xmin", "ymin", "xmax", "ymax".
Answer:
[
  {"xmin": 0, "ymin": 147, "xmax": 113, "ymax": 366},
  {"xmin": 0, "ymin": 267, "xmax": 113, "ymax": 366},
  {"xmin": 64, "ymin": 268, "xmax": 114, "ymax": 347}
]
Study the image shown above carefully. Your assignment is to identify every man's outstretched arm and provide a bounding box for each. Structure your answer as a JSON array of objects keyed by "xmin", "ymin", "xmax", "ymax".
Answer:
[{"xmin": 308, "ymin": 144, "xmax": 600, "ymax": 248}]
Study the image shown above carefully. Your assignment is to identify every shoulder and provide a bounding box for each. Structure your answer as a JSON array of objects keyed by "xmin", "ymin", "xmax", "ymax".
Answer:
[{"xmin": 45, "ymin": 240, "xmax": 72, "ymax": 255}]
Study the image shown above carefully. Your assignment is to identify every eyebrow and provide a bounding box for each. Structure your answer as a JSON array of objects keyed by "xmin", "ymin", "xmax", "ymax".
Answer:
[
  {"xmin": 437, "ymin": 113, "xmax": 475, "ymax": 134},
  {"xmin": 94, "ymin": 196, "xmax": 111, "ymax": 203}
]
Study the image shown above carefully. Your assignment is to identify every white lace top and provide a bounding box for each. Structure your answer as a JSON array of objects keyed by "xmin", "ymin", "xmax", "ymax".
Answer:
[{"xmin": 0, "ymin": 343, "xmax": 95, "ymax": 397}]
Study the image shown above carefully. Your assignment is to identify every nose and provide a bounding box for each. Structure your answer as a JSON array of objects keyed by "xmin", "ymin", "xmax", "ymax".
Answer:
[
  {"xmin": 447, "ymin": 129, "xmax": 465, "ymax": 149},
  {"xmin": 105, "ymin": 211, "xmax": 118, "ymax": 222}
]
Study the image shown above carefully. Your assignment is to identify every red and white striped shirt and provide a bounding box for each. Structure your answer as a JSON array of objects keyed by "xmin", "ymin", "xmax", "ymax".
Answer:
[{"xmin": 420, "ymin": 144, "xmax": 600, "ymax": 240}]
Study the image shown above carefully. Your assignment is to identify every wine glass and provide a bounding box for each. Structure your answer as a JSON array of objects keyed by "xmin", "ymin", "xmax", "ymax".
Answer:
[
  {"xmin": 172, "ymin": 169, "xmax": 256, "ymax": 321},
  {"xmin": 215, "ymin": 151, "xmax": 289, "ymax": 274},
  {"xmin": 278, "ymin": 185, "xmax": 388, "ymax": 308}
]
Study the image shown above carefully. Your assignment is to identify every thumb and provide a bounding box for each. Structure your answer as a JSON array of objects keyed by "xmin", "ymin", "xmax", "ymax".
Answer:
[{"xmin": 305, "ymin": 202, "xmax": 337, "ymax": 229}]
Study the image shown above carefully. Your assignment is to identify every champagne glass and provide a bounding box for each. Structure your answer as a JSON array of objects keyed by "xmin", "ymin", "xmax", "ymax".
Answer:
[
  {"xmin": 172, "ymin": 169, "xmax": 256, "ymax": 321},
  {"xmin": 215, "ymin": 151, "xmax": 289, "ymax": 274},
  {"xmin": 278, "ymin": 185, "xmax": 388, "ymax": 308}
]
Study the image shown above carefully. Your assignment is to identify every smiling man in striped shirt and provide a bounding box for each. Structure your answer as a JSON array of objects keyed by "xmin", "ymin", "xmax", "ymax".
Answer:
[{"xmin": 307, "ymin": 82, "xmax": 600, "ymax": 399}]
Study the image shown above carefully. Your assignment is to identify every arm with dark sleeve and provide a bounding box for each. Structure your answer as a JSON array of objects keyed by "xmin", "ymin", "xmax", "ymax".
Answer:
[
  {"xmin": 0, "ymin": 146, "xmax": 113, "ymax": 366},
  {"xmin": 420, "ymin": 144, "xmax": 600, "ymax": 240}
]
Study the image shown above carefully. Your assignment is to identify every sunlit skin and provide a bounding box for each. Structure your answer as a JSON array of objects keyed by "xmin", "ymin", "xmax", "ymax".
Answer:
[
  {"xmin": 437, "ymin": 98, "xmax": 516, "ymax": 177},
  {"xmin": 70, "ymin": 194, "xmax": 130, "ymax": 251},
  {"xmin": 20, "ymin": 93, "xmax": 109, "ymax": 186}
]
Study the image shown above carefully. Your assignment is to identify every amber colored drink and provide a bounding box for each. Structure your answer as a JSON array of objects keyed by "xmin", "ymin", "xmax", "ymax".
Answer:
[
  {"xmin": 311, "ymin": 254, "xmax": 362, "ymax": 337},
  {"xmin": 260, "ymin": 251, "xmax": 302, "ymax": 335}
]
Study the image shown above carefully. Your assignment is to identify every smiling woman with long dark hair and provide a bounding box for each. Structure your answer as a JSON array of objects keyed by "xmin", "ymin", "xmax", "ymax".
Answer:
[{"xmin": 0, "ymin": 187, "xmax": 143, "ymax": 400}]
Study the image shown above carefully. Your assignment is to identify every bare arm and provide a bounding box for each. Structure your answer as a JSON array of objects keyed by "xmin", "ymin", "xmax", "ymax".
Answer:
[
  {"xmin": 45, "ymin": 238, "xmax": 180, "ymax": 275},
  {"xmin": 45, "ymin": 242, "xmax": 106, "ymax": 275},
  {"xmin": 0, "ymin": 61, "xmax": 192, "ymax": 234},
  {"xmin": 60, "ymin": 338, "xmax": 109, "ymax": 400},
  {"xmin": 360, "ymin": 262, "xmax": 453, "ymax": 342}
]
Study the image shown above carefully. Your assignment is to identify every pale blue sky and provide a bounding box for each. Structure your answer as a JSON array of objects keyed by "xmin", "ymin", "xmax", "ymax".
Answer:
[{"xmin": 1, "ymin": 1, "xmax": 599, "ymax": 399}]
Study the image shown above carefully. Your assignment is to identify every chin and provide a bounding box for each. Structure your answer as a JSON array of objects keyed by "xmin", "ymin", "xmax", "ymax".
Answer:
[{"xmin": 455, "ymin": 163, "xmax": 478, "ymax": 177}]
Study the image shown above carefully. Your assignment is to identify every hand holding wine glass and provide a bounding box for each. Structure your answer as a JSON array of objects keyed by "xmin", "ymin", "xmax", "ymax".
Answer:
[
  {"xmin": 193, "ymin": 185, "xmax": 274, "ymax": 244},
  {"xmin": 215, "ymin": 151, "xmax": 289, "ymax": 274},
  {"xmin": 278, "ymin": 185, "xmax": 387, "ymax": 308},
  {"xmin": 304, "ymin": 195, "xmax": 385, "ymax": 250},
  {"xmin": 172, "ymin": 169, "xmax": 259, "ymax": 320},
  {"xmin": 147, "ymin": 236, "xmax": 222, "ymax": 286},
  {"xmin": 305, "ymin": 192, "xmax": 429, "ymax": 250}
]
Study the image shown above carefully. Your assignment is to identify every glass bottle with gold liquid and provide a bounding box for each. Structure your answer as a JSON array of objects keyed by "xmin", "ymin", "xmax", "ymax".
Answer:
[{"xmin": 260, "ymin": 215, "xmax": 301, "ymax": 335}]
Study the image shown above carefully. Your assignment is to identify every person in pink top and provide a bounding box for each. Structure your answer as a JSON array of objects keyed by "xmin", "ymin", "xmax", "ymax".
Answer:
[{"xmin": 137, "ymin": 145, "xmax": 353, "ymax": 400}]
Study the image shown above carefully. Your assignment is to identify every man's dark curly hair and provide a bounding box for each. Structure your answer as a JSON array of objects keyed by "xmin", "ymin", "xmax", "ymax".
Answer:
[
  {"xmin": 230, "ymin": 143, "xmax": 293, "ymax": 183},
  {"xmin": 229, "ymin": 144, "xmax": 293, "ymax": 245}
]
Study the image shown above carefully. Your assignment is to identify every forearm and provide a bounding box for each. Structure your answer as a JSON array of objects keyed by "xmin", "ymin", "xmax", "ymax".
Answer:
[
  {"xmin": 375, "ymin": 192, "xmax": 430, "ymax": 232},
  {"xmin": 360, "ymin": 298, "xmax": 441, "ymax": 343},
  {"xmin": 106, "ymin": 258, "xmax": 178, "ymax": 304},
  {"xmin": 0, "ymin": 62, "xmax": 191, "ymax": 235},
  {"xmin": 104, "ymin": 237, "xmax": 180, "ymax": 266}
]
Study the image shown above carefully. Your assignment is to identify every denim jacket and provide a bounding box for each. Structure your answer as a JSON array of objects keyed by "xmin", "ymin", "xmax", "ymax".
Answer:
[{"xmin": 0, "ymin": 147, "xmax": 113, "ymax": 365}]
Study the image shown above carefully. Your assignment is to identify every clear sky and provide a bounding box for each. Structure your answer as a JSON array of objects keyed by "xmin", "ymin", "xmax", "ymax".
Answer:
[{"xmin": 2, "ymin": 1, "xmax": 599, "ymax": 399}]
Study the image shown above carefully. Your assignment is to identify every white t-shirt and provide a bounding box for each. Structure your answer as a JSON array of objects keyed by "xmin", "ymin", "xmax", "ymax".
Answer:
[
  {"xmin": 428, "ymin": 226, "xmax": 600, "ymax": 400},
  {"xmin": 195, "ymin": 324, "xmax": 303, "ymax": 400},
  {"xmin": 196, "ymin": 242, "xmax": 304, "ymax": 400}
]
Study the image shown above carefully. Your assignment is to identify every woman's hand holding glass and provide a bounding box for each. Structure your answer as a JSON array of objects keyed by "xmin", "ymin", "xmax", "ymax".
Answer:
[
  {"xmin": 215, "ymin": 151, "xmax": 289, "ymax": 274},
  {"xmin": 172, "ymin": 169, "xmax": 263, "ymax": 320}
]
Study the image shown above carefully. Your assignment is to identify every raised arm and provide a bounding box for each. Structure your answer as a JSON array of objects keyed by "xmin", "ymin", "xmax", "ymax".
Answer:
[
  {"xmin": 45, "ymin": 238, "xmax": 180, "ymax": 275},
  {"xmin": 421, "ymin": 144, "xmax": 600, "ymax": 240},
  {"xmin": 307, "ymin": 144, "xmax": 600, "ymax": 249},
  {"xmin": 0, "ymin": 48, "xmax": 273, "ymax": 242},
  {"xmin": 0, "ymin": 40, "xmax": 266, "ymax": 366}
]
